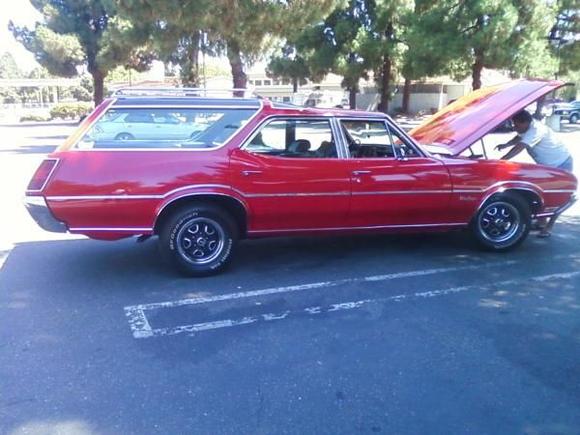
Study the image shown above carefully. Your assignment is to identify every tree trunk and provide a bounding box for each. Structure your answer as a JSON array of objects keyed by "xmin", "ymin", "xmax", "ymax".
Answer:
[
  {"xmin": 377, "ymin": 55, "xmax": 391, "ymax": 113},
  {"xmin": 182, "ymin": 32, "xmax": 201, "ymax": 87},
  {"xmin": 92, "ymin": 69, "xmax": 105, "ymax": 105},
  {"xmin": 227, "ymin": 39, "xmax": 246, "ymax": 94},
  {"xmin": 349, "ymin": 88, "xmax": 357, "ymax": 109},
  {"xmin": 402, "ymin": 77, "xmax": 411, "ymax": 114},
  {"xmin": 292, "ymin": 77, "xmax": 298, "ymax": 93},
  {"xmin": 471, "ymin": 49, "xmax": 484, "ymax": 90}
]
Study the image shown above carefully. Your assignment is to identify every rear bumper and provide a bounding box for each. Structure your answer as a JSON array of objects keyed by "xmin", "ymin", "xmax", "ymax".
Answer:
[{"xmin": 24, "ymin": 196, "xmax": 68, "ymax": 233}]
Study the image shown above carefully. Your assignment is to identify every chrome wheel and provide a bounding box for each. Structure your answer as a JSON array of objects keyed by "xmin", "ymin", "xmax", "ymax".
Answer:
[
  {"xmin": 477, "ymin": 201, "xmax": 520, "ymax": 243},
  {"xmin": 176, "ymin": 217, "xmax": 225, "ymax": 265}
]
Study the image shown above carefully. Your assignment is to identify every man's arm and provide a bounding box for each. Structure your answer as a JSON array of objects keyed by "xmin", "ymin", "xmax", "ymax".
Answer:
[
  {"xmin": 501, "ymin": 142, "xmax": 530, "ymax": 160},
  {"xmin": 495, "ymin": 134, "xmax": 521, "ymax": 151}
]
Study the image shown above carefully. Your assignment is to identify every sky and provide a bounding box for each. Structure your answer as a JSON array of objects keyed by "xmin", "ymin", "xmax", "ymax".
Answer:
[{"xmin": 0, "ymin": 0, "xmax": 41, "ymax": 71}]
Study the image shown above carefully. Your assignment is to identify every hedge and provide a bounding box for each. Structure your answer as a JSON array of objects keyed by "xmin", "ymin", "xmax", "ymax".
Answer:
[
  {"xmin": 19, "ymin": 114, "xmax": 50, "ymax": 122},
  {"xmin": 50, "ymin": 102, "xmax": 94, "ymax": 120}
]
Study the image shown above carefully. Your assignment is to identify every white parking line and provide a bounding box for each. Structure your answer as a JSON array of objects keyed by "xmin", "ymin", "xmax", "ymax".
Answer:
[
  {"xmin": 124, "ymin": 254, "xmax": 579, "ymax": 338},
  {"xmin": 127, "ymin": 269, "xmax": 580, "ymax": 338}
]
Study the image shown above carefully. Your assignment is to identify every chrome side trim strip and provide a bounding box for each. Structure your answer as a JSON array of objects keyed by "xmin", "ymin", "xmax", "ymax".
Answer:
[
  {"xmin": 48, "ymin": 195, "xmax": 164, "ymax": 201},
  {"xmin": 245, "ymin": 191, "xmax": 350, "ymax": 198},
  {"xmin": 48, "ymin": 189, "xmax": 459, "ymax": 201},
  {"xmin": 46, "ymin": 184, "xmax": 246, "ymax": 201},
  {"xmin": 69, "ymin": 227, "xmax": 153, "ymax": 232},
  {"xmin": 352, "ymin": 190, "xmax": 451, "ymax": 195},
  {"xmin": 248, "ymin": 222, "xmax": 467, "ymax": 234}
]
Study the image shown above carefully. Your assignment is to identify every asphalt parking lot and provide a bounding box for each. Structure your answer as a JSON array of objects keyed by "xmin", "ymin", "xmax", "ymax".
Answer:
[{"xmin": 1, "ymin": 121, "xmax": 580, "ymax": 435}]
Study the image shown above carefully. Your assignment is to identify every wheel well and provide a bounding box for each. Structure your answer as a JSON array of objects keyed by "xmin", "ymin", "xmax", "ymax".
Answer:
[
  {"xmin": 154, "ymin": 195, "xmax": 248, "ymax": 238},
  {"xmin": 502, "ymin": 189, "xmax": 542, "ymax": 214}
]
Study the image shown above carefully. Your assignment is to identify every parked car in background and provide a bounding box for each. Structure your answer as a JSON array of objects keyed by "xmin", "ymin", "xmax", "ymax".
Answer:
[
  {"xmin": 553, "ymin": 100, "xmax": 580, "ymax": 123},
  {"xmin": 25, "ymin": 81, "xmax": 577, "ymax": 276}
]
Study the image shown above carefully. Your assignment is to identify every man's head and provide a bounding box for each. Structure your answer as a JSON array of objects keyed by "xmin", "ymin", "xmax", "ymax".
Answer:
[{"xmin": 512, "ymin": 110, "xmax": 532, "ymax": 134}]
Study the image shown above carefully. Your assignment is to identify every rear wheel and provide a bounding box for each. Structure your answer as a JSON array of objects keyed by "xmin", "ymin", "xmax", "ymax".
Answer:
[
  {"xmin": 471, "ymin": 192, "xmax": 531, "ymax": 251},
  {"xmin": 115, "ymin": 132, "xmax": 134, "ymax": 141},
  {"xmin": 570, "ymin": 113, "xmax": 579, "ymax": 124},
  {"xmin": 159, "ymin": 204, "xmax": 238, "ymax": 276}
]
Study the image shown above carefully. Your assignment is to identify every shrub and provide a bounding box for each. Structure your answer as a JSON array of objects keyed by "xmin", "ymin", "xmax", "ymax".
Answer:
[
  {"xmin": 19, "ymin": 114, "xmax": 50, "ymax": 122},
  {"xmin": 50, "ymin": 102, "xmax": 93, "ymax": 120}
]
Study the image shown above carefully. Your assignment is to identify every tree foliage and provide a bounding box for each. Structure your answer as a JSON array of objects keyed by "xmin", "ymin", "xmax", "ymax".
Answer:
[
  {"xmin": 10, "ymin": 0, "xmax": 153, "ymax": 104},
  {"xmin": 117, "ymin": 0, "xmax": 334, "ymax": 89}
]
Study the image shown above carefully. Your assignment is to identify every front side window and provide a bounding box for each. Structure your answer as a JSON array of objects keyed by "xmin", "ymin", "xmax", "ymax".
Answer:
[
  {"xmin": 77, "ymin": 107, "xmax": 257, "ymax": 149},
  {"xmin": 245, "ymin": 118, "xmax": 338, "ymax": 158},
  {"xmin": 341, "ymin": 120, "xmax": 420, "ymax": 158}
]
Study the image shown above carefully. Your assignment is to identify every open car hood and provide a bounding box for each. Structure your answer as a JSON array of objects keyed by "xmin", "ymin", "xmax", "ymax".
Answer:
[{"xmin": 408, "ymin": 79, "xmax": 565, "ymax": 156}]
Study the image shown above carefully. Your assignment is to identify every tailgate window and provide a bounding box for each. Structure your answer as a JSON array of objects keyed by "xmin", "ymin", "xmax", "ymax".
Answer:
[{"xmin": 76, "ymin": 107, "xmax": 256, "ymax": 150}]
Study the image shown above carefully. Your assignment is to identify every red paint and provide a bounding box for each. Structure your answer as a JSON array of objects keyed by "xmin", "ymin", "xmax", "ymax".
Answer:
[
  {"xmin": 26, "ymin": 82, "xmax": 577, "ymax": 242},
  {"xmin": 409, "ymin": 79, "xmax": 565, "ymax": 155}
]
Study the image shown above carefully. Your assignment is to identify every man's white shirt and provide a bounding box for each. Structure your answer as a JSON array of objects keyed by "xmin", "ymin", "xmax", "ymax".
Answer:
[{"xmin": 519, "ymin": 120, "xmax": 570, "ymax": 167}]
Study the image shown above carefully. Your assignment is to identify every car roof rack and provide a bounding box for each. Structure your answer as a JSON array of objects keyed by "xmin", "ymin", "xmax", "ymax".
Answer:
[{"xmin": 112, "ymin": 87, "xmax": 260, "ymax": 99}]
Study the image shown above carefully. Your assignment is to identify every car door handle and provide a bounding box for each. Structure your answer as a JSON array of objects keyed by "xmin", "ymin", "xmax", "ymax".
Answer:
[
  {"xmin": 242, "ymin": 170, "xmax": 263, "ymax": 176},
  {"xmin": 352, "ymin": 170, "xmax": 372, "ymax": 176}
]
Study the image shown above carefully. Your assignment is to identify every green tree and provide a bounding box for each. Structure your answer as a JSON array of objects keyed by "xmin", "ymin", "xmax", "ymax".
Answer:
[
  {"xmin": 549, "ymin": 0, "xmax": 579, "ymax": 78},
  {"xmin": 287, "ymin": 0, "xmax": 379, "ymax": 109},
  {"xmin": 267, "ymin": 45, "xmax": 311, "ymax": 93},
  {"xmin": 405, "ymin": 0, "xmax": 559, "ymax": 91},
  {"xmin": 0, "ymin": 53, "xmax": 22, "ymax": 103},
  {"xmin": 117, "ymin": 0, "xmax": 333, "ymax": 90},
  {"xmin": 116, "ymin": 0, "xmax": 213, "ymax": 86},
  {"xmin": 10, "ymin": 0, "xmax": 153, "ymax": 104},
  {"xmin": 0, "ymin": 52, "xmax": 22, "ymax": 79}
]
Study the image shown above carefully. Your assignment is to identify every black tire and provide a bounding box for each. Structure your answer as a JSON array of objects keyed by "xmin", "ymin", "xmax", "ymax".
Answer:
[
  {"xmin": 471, "ymin": 192, "xmax": 531, "ymax": 251},
  {"xmin": 570, "ymin": 113, "xmax": 579, "ymax": 124},
  {"xmin": 115, "ymin": 132, "xmax": 134, "ymax": 141},
  {"xmin": 159, "ymin": 204, "xmax": 238, "ymax": 276}
]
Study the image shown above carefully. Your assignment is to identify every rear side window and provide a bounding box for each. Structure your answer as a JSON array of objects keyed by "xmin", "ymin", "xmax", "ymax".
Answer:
[
  {"xmin": 77, "ymin": 107, "xmax": 257, "ymax": 149},
  {"xmin": 245, "ymin": 119, "xmax": 338, "ymax": 158}
]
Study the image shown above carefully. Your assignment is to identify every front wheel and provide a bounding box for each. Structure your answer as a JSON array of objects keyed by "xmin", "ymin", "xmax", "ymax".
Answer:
[
  {"xmin": 570, "ymin": 113, "xmax": 579, "ymax": 124},
  {"xmin": 471, "ymin": 192, "xmax": 531, "ymax": 251},
  {"xmin": 159, "ymin": 205, "xmax": 238, "ymax": 276}
]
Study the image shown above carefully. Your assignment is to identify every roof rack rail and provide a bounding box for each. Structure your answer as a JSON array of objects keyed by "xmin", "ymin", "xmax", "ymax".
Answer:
[{"xmin": 112, "ymin": 87, "xmax": 259, "ymax": 99}]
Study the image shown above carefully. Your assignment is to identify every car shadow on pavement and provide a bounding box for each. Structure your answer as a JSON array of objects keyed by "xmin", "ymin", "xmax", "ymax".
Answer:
[
  {"xmin": 1, "ymin": 220, "xmax": 579, "ymax": 298},
  {"xmin": 0, "ymin": 145, "xmax": 58, "ymax": 155}
]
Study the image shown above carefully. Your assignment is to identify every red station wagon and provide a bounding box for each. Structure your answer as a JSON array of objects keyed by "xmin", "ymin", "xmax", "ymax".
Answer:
[{"xmin": 24, "ymin": 80, "xmax": 577, "ymax": 276}]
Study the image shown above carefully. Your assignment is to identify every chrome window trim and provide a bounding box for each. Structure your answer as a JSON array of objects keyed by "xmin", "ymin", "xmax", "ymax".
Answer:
[
  {"xmin": 336, "ymin": 117, "xmax": 393, "ymax": 160},
  {"xmin": 337, "ymin": 117, "xmax": 427, "ymax": 159},
  {"xmin": 239, "ymin": 115, "xmax": 343, "ymax": 159},
  {"xmin": 384, "ymin": 117, "xmax": 428, "ymax": 158},
  {"xmin": 330, "ymin": 117, "xmax": 349, "ymax": 159},
  {"xmin": 109, "ymin": 105, "xmax": 261, "ymax": 109},
  {"xmin": 25, "ymin": 158, "xmax": 60, "ymax": 193},
  {"xmin": 71, "ymin": 100, "xmax": 263, "ymax": 152}
]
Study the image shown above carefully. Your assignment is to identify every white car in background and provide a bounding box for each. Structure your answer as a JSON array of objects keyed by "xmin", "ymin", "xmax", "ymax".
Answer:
[{"xmin": 89, "ymin": 109, "xmax": 205, "ymax": 141}]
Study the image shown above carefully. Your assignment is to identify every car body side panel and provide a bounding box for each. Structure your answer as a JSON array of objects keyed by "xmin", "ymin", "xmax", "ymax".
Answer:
[
  {"xmin": 441, "ymin": 158, "xmax": 577, "ymax": 222},
  {"xmin": 44, "ymin": 149, "xmax": 232, "ymax": 232},
  {"xmin": 347, "ymin": 157, "xmax": 455, "ymax": 226},
  {"xmin": 229, "ymin": 149, "xmax": 351, "ymax": 232}
]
